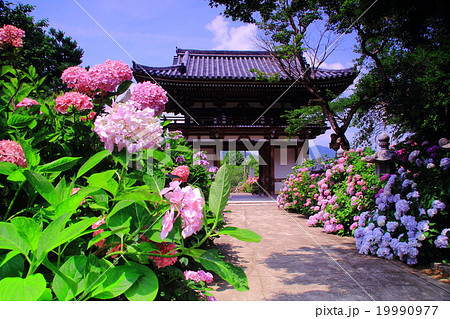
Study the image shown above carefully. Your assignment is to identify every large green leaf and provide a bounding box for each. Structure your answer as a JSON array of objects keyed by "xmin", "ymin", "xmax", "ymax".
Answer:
[
  {"xmin": 54, "ymin": 187, "xmax": 99, "ymax": 219},
  {"xmin": 76, "ymin": 150, "xmax": 110, "ymax": 180},
  {"xmin": 86, "ymin": 170, "xmax": 118, "ymax": 196},
  {"xmin": 114, "ymin": 186, "xmax": 159, "ymax": 202},
  {"xmin": 52, "ymin": 255, "xmax": 88, "ymax": 301},
  {"xmin": 11, "ymin": 217, "xmax": 41, "ymax": 251},
  {"xmin": 22, "ymin": 170, "xmax": 57, "ymax": 207},
  {"xmin": 90, "ymin": 265, "xmax": 141, "ymax": 299},
  {"xmin": 0, "ymin": 273, "xmax": 47, "ymax": 301},
  {"xmin": 37, "ymin": 157, "xmax": 81, "ymax": 173},
  {"xmin": 143, "ymin": 170, "xmax": 166, "ymax": 194},
  {"xmin": 208, "ymin": 165, "xmax": 231, "ymax": 216},
  {"xmin": 35, "ymin": 214, "xmax": 68, "ymax": 261},
  {"xmin": 0, "ymin": 253, "xmax": 24, "ymax": 279},
  {"xmin": 124, "ymin": 262, "xmax": 158, "ymax": 301},
  {"xmin": 51, "ymin": 217, "xmax": 98, "ymax": 252},
  {"xmin": 217, "ymin": 226, "xmax": 262, "ymax": 242},
  {"xmin": 192, "ymin": 249, "xmax": 248, "ymax": 291},
  {"xmin": 0, "ymin": 222, "xmax": 29, "ymax": 256},
  {"xmin": 0, "ymin": 162, "xmax": 18, "ymax": 175},
  {"xmin": 7, "ymin": 114, "xmax": 34, "ymax": 128}
]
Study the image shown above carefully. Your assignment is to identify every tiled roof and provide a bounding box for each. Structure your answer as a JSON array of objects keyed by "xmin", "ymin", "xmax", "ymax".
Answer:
[{"xmin": 133, "ymin": 48, "xmax": 355, "ymax": 81}]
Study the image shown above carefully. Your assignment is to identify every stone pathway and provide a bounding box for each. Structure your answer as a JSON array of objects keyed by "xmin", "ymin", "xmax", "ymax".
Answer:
[{"xmin": 211, "ymin": 199, "xmax": 450, "ymax": 301}]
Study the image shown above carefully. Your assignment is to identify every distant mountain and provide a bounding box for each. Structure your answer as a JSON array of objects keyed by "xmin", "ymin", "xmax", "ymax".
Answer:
[{"xmin": 309, "ymin": 145, "xmax": 336, "ymax": 160}]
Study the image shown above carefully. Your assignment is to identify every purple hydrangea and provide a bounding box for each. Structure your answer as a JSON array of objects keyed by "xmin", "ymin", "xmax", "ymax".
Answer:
[
  {"xmin": 434, "ymin": 229, "xmax": 449, "ymax": 249},
  {"xmin": 386, "ymin": 221, "xmax": 399, "ymax": 233},
  {"xmin": 440, "ymin": 158, "xmax": 450, "ymax": 170},
  {"xmin": 432, "ymin": 200, "xmax": 446, "ymax": 211}
]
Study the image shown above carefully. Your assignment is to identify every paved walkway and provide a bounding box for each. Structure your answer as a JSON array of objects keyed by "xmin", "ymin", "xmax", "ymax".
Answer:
[{"xmin": 211, "ymin": 199, "xmax": 450, "ymax": 301}]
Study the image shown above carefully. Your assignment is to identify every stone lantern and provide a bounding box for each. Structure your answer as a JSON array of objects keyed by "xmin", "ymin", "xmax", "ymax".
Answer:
[
  {"xmin": 309, "ymin": 162, "xmax": 325, "ymax": 174},
  {"xmin": 336, "ymin": 148, "xmax": 345, "ymax": 159},
  {"xmin": 363, "ymin": 133, "xmax": 397, "ymax": 177}
]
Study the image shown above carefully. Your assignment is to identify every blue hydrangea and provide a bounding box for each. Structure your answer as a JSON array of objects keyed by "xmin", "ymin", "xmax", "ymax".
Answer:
[
  {"xmin": 386, "ymin": 221, "xmax": 399, "ymax": 233},
  {"xmin": 440, "ymin": 157, "xmax": 450, "ymax": 170},
  {"xmin": 417, "ymin": 220, "xmax": 429, "ymax": 233},
  {"xmin": 432, "ymin": 200, "xmax": 446, "ymax": 211},
  {"xmin": 377, "ymin": 215, "xmax": 386, "ymax": 227}
]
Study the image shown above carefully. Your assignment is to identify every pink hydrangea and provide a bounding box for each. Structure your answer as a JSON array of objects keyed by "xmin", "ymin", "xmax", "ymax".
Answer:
[
  {"xmin": 184, "ymin": 270, "xmax": 214, "ymax": 283},
  {"xmin": 88, "ymin": 60, "xmax": 132, "ymax": 93},
  {"xmin": 130, "ymin": 81, "xmax": 168, "ymax": 116},
  {"xmin": 149, "ymin": 242, "xmax": 178, "ymax": 268},
  {"xmin": 16, "ymin": 97, "xmax": 39, "ymax": 109},
  {"xmin": 61, "ymin": 66, "xmax": 91, "ymax": 93},
  {"xmin": 160, "ymin": 183, "xmax": 205, "ymax": 239},
  {"xmin": 0, "ymin": 24, "xmax": 25, "ymax": 48},
  {"xmin": 0, "ymin": 140, "xmax": 26, "ymax": 168},
  {"xmin": 93, "ymin": 101, "xmax": 163, "ymax": 153},
  {"xmin": 55, "ymin": 92, "xmax": 93, "ymax": 114},
  {"xmin": 171, "ymin": 165, "xmax": 190, "ymax": 183},
  {"xmin": 61, "ymin": 60, "xmax": 132, "ymax": 94}
]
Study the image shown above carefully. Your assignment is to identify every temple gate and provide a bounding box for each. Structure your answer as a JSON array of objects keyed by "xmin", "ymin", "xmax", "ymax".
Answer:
[{"xmin": 133, "ymin": 48, "xmax": 356, "ymax": 194}]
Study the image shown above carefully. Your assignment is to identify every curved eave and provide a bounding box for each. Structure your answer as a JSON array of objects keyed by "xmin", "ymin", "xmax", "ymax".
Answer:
[{"xmin": 132, "ymin": 62, "xmax": 357, "ymax": 83}]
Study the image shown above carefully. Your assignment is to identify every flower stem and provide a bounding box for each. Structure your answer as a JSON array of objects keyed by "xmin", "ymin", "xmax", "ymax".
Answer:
[{"xmin": 4, "ymin": 181, "xmax": 24, "ymax": 221}]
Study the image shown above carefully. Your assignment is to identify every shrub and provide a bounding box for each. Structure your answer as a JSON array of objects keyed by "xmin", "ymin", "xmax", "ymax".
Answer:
[
  {"xmin": 0, "ymin": 26, "xmax": 261, "ymax": 301},
  {"xmin": 354, "ymin": 138, "xmax": 450, "ymax": 265}
]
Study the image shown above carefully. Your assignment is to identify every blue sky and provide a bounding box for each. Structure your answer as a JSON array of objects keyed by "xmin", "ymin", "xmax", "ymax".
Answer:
[{"xmin": 13, "ymin": 0, "xmax": 360, "ymax": 147}]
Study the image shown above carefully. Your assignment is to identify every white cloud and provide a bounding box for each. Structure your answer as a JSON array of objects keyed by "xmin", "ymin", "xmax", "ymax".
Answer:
[
  {"xmin": 205, "ymin": 15, "xmax": 258, "ymax": 50},
  {"xmin": 320, "ymin": 61, "xmax": 345, "ymax": 70}
]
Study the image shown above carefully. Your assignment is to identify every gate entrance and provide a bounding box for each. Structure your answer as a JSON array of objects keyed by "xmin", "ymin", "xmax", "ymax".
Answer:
[{"xmin": 133, "ymin": 48, "xmax": 356, "ymax": 194}]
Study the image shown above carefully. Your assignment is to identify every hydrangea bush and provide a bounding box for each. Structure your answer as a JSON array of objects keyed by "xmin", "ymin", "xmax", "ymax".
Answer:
[
  {"xmin": 278, "ymin": 149, "xmax": 382, "ymax": 236},
  {"xmin": 278, "ymin": 140, "xmax": 449, "ymax": 265},
  {"xmin": 0, "ymin": 25, "xmax": 261, "ymax": 301},
  {"xmin": 354, "ymin": 139, "xmax": 450, "ymax": 265}
]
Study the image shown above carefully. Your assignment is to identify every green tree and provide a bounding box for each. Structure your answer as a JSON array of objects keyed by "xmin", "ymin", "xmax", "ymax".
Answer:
[
  {"xmin": 0, "ymin": 1, "xmax": 84, "ymax": 92},
  {"xmin": 223, "ymin": 151, "xmax": 245, "ymax": 166},
  {"xmin": 209, "ymin": 0, "xmax": 450, "ymax": 147}
]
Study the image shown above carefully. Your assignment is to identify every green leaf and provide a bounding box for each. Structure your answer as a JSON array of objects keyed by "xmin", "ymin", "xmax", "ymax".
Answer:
[
  {"xmin": 7, "ymin": 113, "xmax": 34, "ymax": 128},
  {"xmin": 37, "ymin": 288, "xmax": 53, "ymax": 301},
  {"xmin": 0, "ymin": 222, "xmax": 29, "ymax": 256},
  {"xmin": 87, "ymin": 227, "xmax": 128, "ymax": 249},
  {"xmin": 147, "ymin": 149, "xmax": 173, "ymax": 166},
  {"xmin": 114, "ymin": 186, "xmax": 159, "ymax": 202},
  {"xmin": 124, "ymin": 262, "xmax": 158, "ymax": 301},
  {"xmin": 38, "ymin": 157, "xmax": 81, "ymax": 173},
  {"xmin": 208, "ymin": 165, "xmax": 231, "ymax": 216},
  {"xmin": 76, "ymin": 150, "xmax": 110, "ymax": 180},
  {"xmin": 18, "ymin": 138, "xmax": 40, "ymax": 168},
  {"xmin": 11, "ymin": 217, "xmax": 41, "ymax": 251},
  {"xmin": 0, "ymin": 253, "xmax": 24, "ymax": 279},
  {"xmin": 0, "ymin": 273, "xmax": 47, "ymax": 301},
  {"xmin": 54, "ymin": 188, "xmax": 99, "ymax": 218},
  {"xmin": 192, "ymin": 249, "xmax": 248, "ymax": 291},
  {"xmin": 90, "ymin": 265, "xmax": 141, "ymax": 299},
  {"xmin": 143, "ymin": 170, "xmax": 166, "ymax": 194},
  {"xmin": 53, "ymin": 217, "xmax": 98, "ymax": 251},
  {"xmin": 6, "ymin": 169, "xmax": 26, "ymax": 182},
  {"xmin": 218, "ymin": 227, "xmax": 262, "ymax": 242},
  {"xmin": 86, "ymin": 170, "xmax": 118, "ymax": 196},
  {"xmin": 1, "ymin": 65, "xmax": 15, "ymax": 76},
  {"xmin": 0, "ymin": 162, "xmax": 18, "ymax": 175},
  {"xmin": 52, "ymin": 255, "xmax": 88, "ymax": 301},
  {"xmin": 35, "ymin": 214, "xmax": 69, "ymax": 261},
  {"xmin": 116, "ymin": 80, "xmax": 133, "ymax": 95},
  {"xmin": 22, "ymin": 170, "xmax": 57, "ymax": 207}
]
